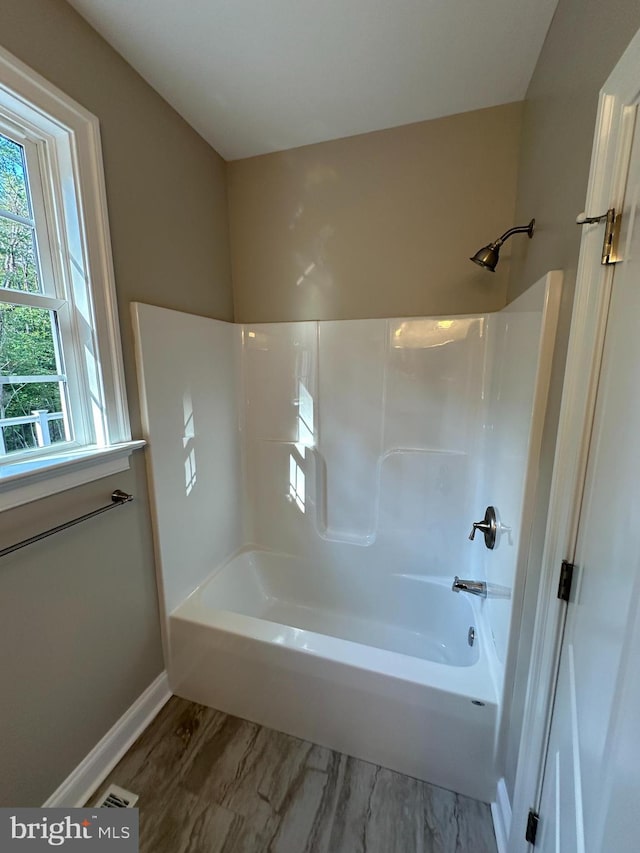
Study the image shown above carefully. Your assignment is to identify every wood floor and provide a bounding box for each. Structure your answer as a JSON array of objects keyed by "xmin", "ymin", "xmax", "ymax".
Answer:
[{"xmin": 92, "ymin": 697, "xmax": 497, "ymax": 853}]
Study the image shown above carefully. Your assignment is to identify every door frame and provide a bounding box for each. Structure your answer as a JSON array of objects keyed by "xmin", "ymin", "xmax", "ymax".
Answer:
[{"xmin": 508, "ymin": 27, "xmax": 640, "ymax": 853}]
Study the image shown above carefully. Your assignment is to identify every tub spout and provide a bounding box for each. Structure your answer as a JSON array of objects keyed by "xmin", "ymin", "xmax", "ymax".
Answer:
[{"xmin": 452, "ymin": 576, "xmax": 487, "ymax": 598}]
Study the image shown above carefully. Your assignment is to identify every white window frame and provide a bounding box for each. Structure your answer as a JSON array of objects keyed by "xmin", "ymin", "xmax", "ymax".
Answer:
[
  {"xmin": 0, "ymin": 120, "xmax": 82, "ymax": 454},
  {"xmin": 0, "ymin": 46, "xmax": 143, "ymax": 509}
]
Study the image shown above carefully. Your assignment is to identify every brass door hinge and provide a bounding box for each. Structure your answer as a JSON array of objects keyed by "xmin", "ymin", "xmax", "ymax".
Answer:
[{"xmin": 576, "ymin": 207, "xmax": 622, "ymax": 264}]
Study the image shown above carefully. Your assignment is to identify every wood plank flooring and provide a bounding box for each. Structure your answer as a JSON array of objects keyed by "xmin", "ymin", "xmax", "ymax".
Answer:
[{"xmin": 92, "ymin": 697, "xmax": 497, "ymax": 853}]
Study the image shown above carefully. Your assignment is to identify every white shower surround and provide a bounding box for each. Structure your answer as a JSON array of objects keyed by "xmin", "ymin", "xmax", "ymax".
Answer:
[{"xmin": 132, "ymin": 271, "xmax": 561, "ymax": 803}]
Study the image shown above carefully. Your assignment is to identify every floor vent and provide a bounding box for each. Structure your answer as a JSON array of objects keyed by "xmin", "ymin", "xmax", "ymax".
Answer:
[{"xmin": 94, "ymin": 784, "xmax": 138, "ymax": 808}]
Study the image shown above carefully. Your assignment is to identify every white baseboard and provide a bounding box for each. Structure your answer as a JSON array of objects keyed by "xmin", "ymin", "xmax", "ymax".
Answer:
[
  {"xmin": 43, "ymin": 672, "xmax": 171, "ymax": 807},
  {"xmin": 491, "ymin": 777, "xmax": 512, "ymax": 853}
]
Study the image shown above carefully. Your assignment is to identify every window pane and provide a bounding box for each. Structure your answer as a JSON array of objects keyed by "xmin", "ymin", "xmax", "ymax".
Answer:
[
  {"xmin": 0, "ymin": 303, "xmax": 70, "ymax": 454},
  {"xmin": 0, "ymin": 217, "xmax": 41, "ymax": 293},
  {"xmin": 1, "ymin": 383, "xmax": 67, "ymax": 453},
  {"xmin": 1, "ymin": 378, "xmax": 62, "ymax": 418},
  {"xmin": 0, "ymin": 133, "xmax": 30, "ymax": 219},
  {"xmin": 0, "ymin": 303, "xmax": 58, "ymax": 376}
]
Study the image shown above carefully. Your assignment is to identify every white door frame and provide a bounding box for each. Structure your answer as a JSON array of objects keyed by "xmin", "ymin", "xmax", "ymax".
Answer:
[{"xmin": 508, "ymin": 27, "xmax": 640, "ymax": 853}]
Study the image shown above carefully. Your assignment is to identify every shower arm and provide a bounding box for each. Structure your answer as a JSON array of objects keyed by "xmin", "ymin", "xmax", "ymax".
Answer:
[
  {"xmin": 491, "ymin": 220, "xmax": 535, "ymax": 249},
  {"xmin": 493, "ymin": 221, "xmax": 535, "ymax": 248}
]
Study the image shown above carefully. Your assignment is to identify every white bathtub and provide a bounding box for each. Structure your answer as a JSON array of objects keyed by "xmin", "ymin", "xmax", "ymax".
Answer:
[{"xmin": 169, "ymin": 549, "xmax": 498, "ymax": 801}]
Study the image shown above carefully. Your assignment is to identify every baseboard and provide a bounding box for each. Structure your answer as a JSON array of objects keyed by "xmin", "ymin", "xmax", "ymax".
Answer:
[
  {"xmin": 43, "ymin": 672, "xmax": 171, "ymax": 807},
  {"xmin": 491, "ymin": 777, "xmax": 512, "ymax": 853}
]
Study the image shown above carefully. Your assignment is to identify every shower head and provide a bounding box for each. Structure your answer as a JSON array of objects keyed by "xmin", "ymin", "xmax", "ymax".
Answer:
[{"xmin": 470, "ymin": 219, "xmax": 535, "ymax": 272}]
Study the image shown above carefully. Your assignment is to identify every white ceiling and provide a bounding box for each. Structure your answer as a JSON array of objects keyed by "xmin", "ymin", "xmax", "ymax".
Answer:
[{"xmin": 67, "ymin": 0, "xmax": 559, "ymax": 161}]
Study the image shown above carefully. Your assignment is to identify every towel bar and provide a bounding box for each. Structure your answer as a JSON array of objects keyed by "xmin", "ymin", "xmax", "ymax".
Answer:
[{"xmin": 0, "ymin": 490, "xmax": 133, "ymax": 558}]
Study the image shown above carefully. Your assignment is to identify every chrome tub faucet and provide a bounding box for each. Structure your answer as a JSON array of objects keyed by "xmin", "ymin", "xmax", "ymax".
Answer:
[{"xmin": 452, "ymin": 576, "xmax": 487, "ymax": 598}]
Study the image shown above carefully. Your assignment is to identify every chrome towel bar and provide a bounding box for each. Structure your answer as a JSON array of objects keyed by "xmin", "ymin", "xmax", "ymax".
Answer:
[{"xmin": 0, "ymin": 489, "xmax": 133, "ymax": 559}]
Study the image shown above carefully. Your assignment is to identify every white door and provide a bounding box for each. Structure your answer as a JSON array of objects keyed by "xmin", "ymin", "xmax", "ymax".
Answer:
[{"xmin": 534, "ymin": 94, "xmax": 640, "ymax": 852}]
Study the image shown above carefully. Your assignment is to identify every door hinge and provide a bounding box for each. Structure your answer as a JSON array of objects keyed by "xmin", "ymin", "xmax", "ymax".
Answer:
[
  {"xmin": 526, "ymin": 809, "xmax": 540, "ymax": 845},
  {"xmin": 576, "ymin": 207, "xmax": 622, "ymax": 264},
  {"xmin": 601, "ymin": 208, "xmax": 622, "ymax": 264},
  {"xmin": 557, "ymin": 560, "xmax": 575, "ymax": 602}
]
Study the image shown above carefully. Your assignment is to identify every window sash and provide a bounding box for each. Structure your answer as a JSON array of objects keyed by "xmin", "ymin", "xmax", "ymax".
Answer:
[
  {"xmin": 0, "ymin": 124, "xmax": 56, "ymax": 298},
  {"xmin": 0, "ymin": 299, "xmax": 74, "ymax": 455},
  {"xmin": 1, "ymin": 374, "xmax": 66, "ymax": 383},
  {"xmin": 0, "ymin": 207, "xmax": 35, "ymax": 229},
  {"xmin": 0, "ymin": 289, "xmax": 64, "ymax": 310},
  {"xmin": 0, "ymin": 124, "xmax": 92, "ymax": 456}
]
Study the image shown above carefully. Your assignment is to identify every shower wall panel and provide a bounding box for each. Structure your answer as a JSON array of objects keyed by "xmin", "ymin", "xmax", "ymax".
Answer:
[
  {"xmin": 240, "ymin": 315, "xmax": 486, "ymax": 580},
  {"xmin": 241, "ymin": 321, "xmax": 318, "ymax": 558},
  {"xmin": 317, "ymin": 320, "xmax": 387, "ymax": 544},
  {"xmin": 474, "ymin": 272, "xmax": 561, "ymax": 679},
  {"xmin": 132, "ymin": 304, "xmax": 244, "ymax": 617}
]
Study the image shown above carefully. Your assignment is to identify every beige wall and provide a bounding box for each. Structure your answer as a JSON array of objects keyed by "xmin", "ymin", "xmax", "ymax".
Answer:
[
  {"xmin": 503, "ymin": 0, "xmax": 640, "ymax": 802},
  {"xmin": 0, "ymin": 0, "xmax": 232, "ymax": 806},
  {"xmin": 229, "ymin": 103, "xmax": 523, "ymax": 322}
]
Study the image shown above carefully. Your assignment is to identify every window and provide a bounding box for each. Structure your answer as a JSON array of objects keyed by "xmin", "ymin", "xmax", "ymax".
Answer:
[
  {"xmin": 0, "ymin": 46, "xmax": 140, "ymax": 508},
  {"xmin": 1, "ymin": 127, "xmax": 75, "ymax": 455}
]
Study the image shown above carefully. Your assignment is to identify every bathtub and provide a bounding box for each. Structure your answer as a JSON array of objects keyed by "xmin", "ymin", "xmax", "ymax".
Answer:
[{"xmin": 169, "ymin": 549, "xmax": 499, "ymax": 801}]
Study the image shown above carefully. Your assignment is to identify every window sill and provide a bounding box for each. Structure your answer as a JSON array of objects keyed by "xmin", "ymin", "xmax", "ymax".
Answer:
[{"xmin": 0, "ymin": 441, "xmax": 146, "ymax": 511}]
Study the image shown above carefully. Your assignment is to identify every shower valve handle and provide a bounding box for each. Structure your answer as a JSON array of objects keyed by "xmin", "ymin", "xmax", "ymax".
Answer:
[
  {"xmin": 469, "ymin": 521, "xmax": 491, "ymax": 540},
  {"xmin": 468, "ymin": 506, "xmax": 497, "ymax": 550}
]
